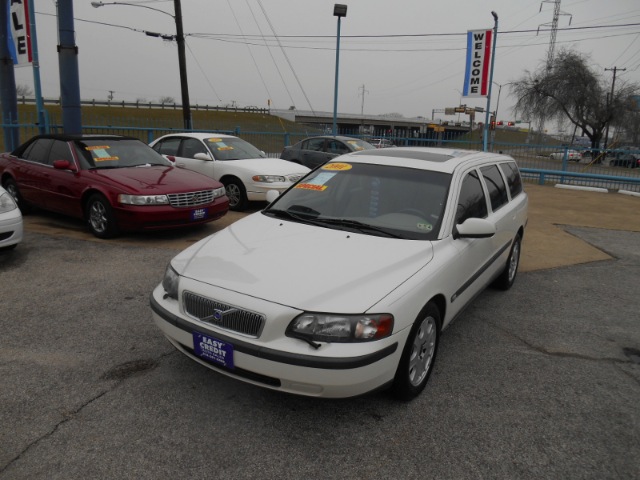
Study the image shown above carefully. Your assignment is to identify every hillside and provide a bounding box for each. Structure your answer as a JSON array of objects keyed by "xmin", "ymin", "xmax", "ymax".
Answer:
[{"xmin": 4, "ymin": 104, "xmax": 552, "ymax": 151}]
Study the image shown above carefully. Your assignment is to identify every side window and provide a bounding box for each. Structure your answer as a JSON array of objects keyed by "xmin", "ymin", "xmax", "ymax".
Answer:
[
  {"xmin": 326, "ymin": 140, "xmax": 350, "ymax": 155},
  {"xmin": 22, "ymin": 138, "xmax": 54, "ymax": 164},
  {"xmin": 180, "ymin": 138, "xmax": 208, "ymax": 158},
  {"xmin": 499, "ymin": 162, "xmax": 523, "ymax": 198},
  {"xmin": 456, "ymin": 170, "xmax": 488, "ymax": 224},
  {"xmin": 305, "ymin": 138, "xmax": 325, "ymax": 152},
  {"xmin": 480, "ymin": 164, "xmax": 509, "ymax": 212},
  {"xmin": 153, "ymin": 138, "xmax": 180, "ymax": 156},
  {"xmin": 48, "ymin": 140, "xmax": 74, "ymax": 165}
]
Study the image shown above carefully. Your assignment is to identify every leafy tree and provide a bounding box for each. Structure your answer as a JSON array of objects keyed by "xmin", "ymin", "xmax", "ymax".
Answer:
[{"xmin": 511, "ymin": 49, "xmax": 639, "ymax": 149}]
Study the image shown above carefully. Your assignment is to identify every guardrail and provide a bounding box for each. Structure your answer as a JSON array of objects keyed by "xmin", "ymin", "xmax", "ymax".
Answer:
[{"xmin": 14, "ymin": 96, "xmax": 269, "ymax": 114}]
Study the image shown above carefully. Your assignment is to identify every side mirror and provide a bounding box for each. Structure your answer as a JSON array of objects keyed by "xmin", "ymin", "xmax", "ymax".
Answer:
[
  {"xmin": 453, "ymin": 217, "xmax": 496, "ymax": 239},
  {"xmin": 52, "ymin": 159, "xmax": 77, "ymax": 172},
  {"xmin": 194, "ymin": 153, "xmax": 213, "ymax": 161}
]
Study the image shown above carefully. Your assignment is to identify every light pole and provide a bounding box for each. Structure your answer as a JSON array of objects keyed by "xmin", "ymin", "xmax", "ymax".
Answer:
[
  {"xmin": 91, "ymin": 1, "xmax": 192, "ymax": 130},
  {"xmin": 482, "ymin": 11, "xmax": 498, "ymax": 152},
  {"xmin": 491, "ymin": 81, "xmax": 512, "ymax": 150},
  {"xmin": 332, "ymin": 4, "xmax": 347, "ymax": 136}
]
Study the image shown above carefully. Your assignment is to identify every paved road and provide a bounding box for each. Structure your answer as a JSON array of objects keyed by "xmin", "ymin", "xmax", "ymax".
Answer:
[{"xmin": 1, "ymin": 185, "xmax": 639, "ymax": 479}]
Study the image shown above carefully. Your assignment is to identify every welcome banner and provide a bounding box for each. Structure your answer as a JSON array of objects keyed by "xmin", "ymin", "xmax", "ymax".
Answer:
[
  {"xmin": 7, "ymin": 0, "xmax": 32, "ymax": 66},
  {"xmin": 462, "ymin": 29, "xmax": 492, "ymax": 98}
]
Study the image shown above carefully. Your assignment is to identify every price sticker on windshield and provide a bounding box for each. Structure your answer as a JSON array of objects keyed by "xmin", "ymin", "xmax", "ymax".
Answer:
[{"xmin": 322, "ymin": 162, "xmax": 352, "ymax": 171}]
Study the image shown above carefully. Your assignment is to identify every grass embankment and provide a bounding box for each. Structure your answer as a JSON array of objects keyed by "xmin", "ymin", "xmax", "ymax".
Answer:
[{"xmin": 8, "ymin": 104, "xmax": 550, "ymax": 151}]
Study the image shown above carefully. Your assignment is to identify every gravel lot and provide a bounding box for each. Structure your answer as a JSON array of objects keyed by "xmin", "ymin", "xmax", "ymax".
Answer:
[{"xmin": 0, "ymin": 220, "xmax": 639, "ymax": 479}]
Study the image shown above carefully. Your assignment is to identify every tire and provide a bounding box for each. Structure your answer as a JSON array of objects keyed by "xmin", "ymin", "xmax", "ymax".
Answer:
[
  {"xmin": 493, "ymin": 234, "xmax": 521, "ymax": 290},
  {"xmin": 223, "ymin": 178, "xmax": 247, "ymax": 211},
  {"xmin": 85, "ymin": 193, "xmax": 118, "ymax": 238},
  {"xmin": 2, "ymin": 177, "xmax": 31, "ymax": 213},
  {"xmin": 391, "ymin": 302, "xmax": 441, "ymax": 401}
]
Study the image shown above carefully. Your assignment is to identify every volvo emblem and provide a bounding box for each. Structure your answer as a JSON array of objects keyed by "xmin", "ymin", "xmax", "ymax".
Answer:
[{"xmin": 203, "ymin": 307, "xmax": 238, "ymax": 324}]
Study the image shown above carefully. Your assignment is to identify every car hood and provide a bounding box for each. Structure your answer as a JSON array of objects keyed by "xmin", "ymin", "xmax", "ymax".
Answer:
[
  {"xmin": 91, "ymin": 165, "xmax": 220, "ymax": 192},
  {"xmin": 174, "ymin": 213, "xmax": 434, "ymax": 313},
  {"xmin": 223, "ymin": 158, "xmax": 309, "ymax": 176}
]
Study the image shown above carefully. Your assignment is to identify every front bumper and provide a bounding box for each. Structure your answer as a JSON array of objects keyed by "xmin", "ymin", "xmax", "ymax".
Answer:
[
  {"xmin": 149, "ymin": 285, "xmax": 401, "ymax": 398},
  {"xmin": 0, "ymin": 211, "xmax": 23, "ymax": 248},
  {"xmin": 112, "ymin": 196, "xmax": 229, "ymax": 231},
  {"xmin": 245, "ymin": 183, "xmax": 293, "ymax": 202}
]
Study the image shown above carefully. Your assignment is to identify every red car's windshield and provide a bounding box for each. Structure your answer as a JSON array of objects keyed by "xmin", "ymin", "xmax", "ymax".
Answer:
[{"xmin": 75, "ymin": 139, "xmax": 171, "ymax": 169}]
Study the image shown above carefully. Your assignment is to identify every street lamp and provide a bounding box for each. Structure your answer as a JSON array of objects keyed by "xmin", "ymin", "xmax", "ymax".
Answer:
[
  {"xmin": 332, "ymin": 4, "xmax": 347, "ymax": 136},
  {"xmin": 91, "ymin": 1, "xmax": 192, "ymax": 130}
]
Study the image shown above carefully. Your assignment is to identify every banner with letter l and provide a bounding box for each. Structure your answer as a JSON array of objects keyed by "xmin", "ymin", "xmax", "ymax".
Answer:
[
  {"xmin": 7, "ymin": 0, "xmax": 32, "ymax": 66},
  {"xmin": 462, "ymin": 29, "xmax": 492, "ymax": 98}
]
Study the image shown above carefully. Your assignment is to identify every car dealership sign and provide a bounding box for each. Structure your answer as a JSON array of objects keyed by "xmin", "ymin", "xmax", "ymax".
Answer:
[
  {"xmin": 7, "ymin": 0, "xmax": 32, "ymax": 66},
  {"xmin": 462, "ymin": 29, "xmax": 492, "ymax": 98}
]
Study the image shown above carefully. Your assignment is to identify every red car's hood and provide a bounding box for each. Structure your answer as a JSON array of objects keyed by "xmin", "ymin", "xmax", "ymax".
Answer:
[{"xmin": 90, "ymin": 165, "xmax": 220, "ymax": 193}]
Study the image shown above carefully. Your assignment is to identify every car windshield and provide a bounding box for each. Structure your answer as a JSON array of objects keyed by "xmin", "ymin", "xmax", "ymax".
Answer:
[
  {"xmin": 75, "ymin": 138, "xmax": 171, "ymax": 169},
  {"xmin": 204, "ymin": 137, "xmax": 267, "ymax": 160},
  {"xmin": 263, "ymin": 161, "xmax": 451, "ymax": 240}
]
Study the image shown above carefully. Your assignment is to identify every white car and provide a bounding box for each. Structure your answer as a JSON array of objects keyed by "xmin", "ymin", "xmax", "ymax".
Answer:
[
  {"xmin": 150, "ymin": 133, "xmax": 310, "ymax": 211},
  {"xmin": 150, "ymin": 147, "xmax": 528, "ymax": 399},
  {"xmin": 549, "ymin": 149, "xmax": 582, "ymax": 161},
  {"xmin": 0, "ymin": 185, "xmax": 23, "ymax": 250}
]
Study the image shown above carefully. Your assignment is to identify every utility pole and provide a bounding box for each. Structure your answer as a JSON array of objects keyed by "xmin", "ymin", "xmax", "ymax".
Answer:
[
  {"xmin": 359, "ymin": 84, "xmax": 368, "ymax": 135},
  {"xmin": 603, "ymin": 66, "xmax": 625, "ymax": 151}
]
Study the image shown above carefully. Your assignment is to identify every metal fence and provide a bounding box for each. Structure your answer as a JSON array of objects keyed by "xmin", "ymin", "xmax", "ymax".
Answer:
[{"xmin": 3, "ymin": 116, "xmax": 640, "ymax": 193}]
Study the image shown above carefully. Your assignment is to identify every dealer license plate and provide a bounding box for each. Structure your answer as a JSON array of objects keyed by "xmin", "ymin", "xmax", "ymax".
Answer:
[
  {"xmin": 193, "ymin": 332, "xmax": 234, "ymax": 369},
  {"xmin": 191, "ymin": 208, "xmax": 208, "ymax": 221}
]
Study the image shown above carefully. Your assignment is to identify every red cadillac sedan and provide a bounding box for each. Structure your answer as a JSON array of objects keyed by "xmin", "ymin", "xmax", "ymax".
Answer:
[{"xmin": 0, "ymin": 134, "xmax": 229, "ymax": 238}]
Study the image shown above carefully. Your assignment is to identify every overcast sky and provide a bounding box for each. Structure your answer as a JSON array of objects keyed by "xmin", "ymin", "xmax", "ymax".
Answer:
[{"xmin": 13, "ymin": 0, "xmax": 640, "ymax": 123}]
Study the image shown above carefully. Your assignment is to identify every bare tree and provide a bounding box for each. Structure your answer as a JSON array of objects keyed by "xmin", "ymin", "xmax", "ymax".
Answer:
[
  {"xmin": 512, "ymin": 49, "xmax": 639, "ymax": 149},
  {"xmin": 16, "ymin": 84, "xmax": 33, "ymax": 97},
  {"xmin": 159, "ymin": 96, "xmax": 175, "ymax": 104}
]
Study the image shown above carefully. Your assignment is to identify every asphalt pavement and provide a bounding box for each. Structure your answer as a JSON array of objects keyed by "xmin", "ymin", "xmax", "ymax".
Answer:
[{"xmin": 0, "ymin": 183, "xmax": 639, "ymax": 479}]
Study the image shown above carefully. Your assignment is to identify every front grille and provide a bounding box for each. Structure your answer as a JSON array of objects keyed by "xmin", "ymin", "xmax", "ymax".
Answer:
[
  {"xmin": 167, "ymin": 189, "xmax": 216, "ymax": 208},
  {"xmin": 183, "ymin": 291, "xmax": 266, "ymax": 338}
]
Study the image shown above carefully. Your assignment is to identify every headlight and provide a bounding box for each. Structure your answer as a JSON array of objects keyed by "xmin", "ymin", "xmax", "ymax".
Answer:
[
  {"xmin": 0, "ymin": 192, "xmax": 18, "ymax": 213},
  {"xmin": 162, "ymin": 264, "xmax": 180, "ymax": 300},
  {"xmin": 118, "ymin": 194, "xmax": 169, "ymax": 205},
  {"xmin": 286, "ymin": 313, "xmax": 394, "ymax": 343},
  {"xmin": 214, "ymin": 186, "xmax": 226, "ymax": 198},
  {"xmin": 252, "ymin": 175, "xmax": 286, "ymax": 183}
]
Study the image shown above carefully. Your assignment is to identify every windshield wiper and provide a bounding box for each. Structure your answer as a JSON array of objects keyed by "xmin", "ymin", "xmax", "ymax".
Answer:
[
  {"xmin": 264, "ymin": 206, "xmax": 320, "ymax": 223},
  {"xmin": 314, "ymin": 218, "xmax": 405, "ymax": 238}
]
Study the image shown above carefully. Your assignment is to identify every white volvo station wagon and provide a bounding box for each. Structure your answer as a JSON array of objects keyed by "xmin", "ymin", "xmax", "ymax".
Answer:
[{"xmin": 150, "ymin": 147, "xmax": 528, "ymax": 400}]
